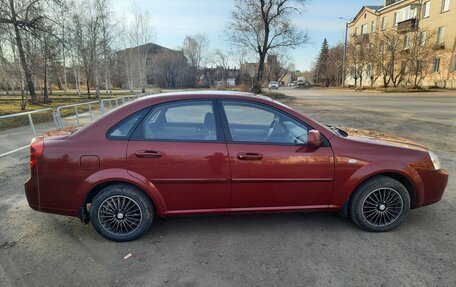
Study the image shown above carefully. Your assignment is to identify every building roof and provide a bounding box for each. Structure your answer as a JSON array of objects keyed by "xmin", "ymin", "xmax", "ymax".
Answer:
[
  {"xmin": 365, "ymin": 5, "xmax": 384, "ymax": 11},
  {"xmin": 349, "ymin": 5, "xmax": 384, "ymax": 25},
  {"xmin": 116, "ymin": 42, "xmax": 183, "ymax": 56}
]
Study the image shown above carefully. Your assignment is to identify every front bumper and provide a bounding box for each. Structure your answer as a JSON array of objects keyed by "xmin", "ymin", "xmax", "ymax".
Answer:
[{"xmin": 418, "ymin": 168, "xmax": 449, "ymax": 207}]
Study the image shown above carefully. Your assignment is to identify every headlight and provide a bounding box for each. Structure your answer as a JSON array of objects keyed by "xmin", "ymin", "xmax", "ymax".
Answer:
[{"xmin": 428, "ymin": 151, "xmax": 441, "ymax": 170}]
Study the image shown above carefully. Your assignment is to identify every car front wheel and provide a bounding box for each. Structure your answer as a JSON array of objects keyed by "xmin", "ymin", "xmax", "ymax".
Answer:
[
  {"xmin": 350, "ymin": 176, "xmax": 410, "ymax": 232},
  {"xmin": 90, "ymin": 184, "xmax": 154, "ymax": 241}
]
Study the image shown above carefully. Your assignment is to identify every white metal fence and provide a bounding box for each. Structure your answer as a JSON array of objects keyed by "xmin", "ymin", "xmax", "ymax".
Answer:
[
  {"xmin": 0, "ymin": 94, "xmax": 146, "ymax": 158},
  {"xmin": 0, "ymin": 108, "xmax": 55, "ymax": 157}
]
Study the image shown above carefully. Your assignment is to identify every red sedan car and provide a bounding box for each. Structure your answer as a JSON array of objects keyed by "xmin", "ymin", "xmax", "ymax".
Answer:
[{"xmin": 25, "ymin": 91, "xmax": 448, "ymax": 241}]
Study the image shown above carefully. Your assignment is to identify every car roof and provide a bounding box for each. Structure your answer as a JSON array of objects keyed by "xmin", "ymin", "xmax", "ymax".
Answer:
[{"xmin": 137, "ymin": 90, "xmax": 275, "ymax": 103}]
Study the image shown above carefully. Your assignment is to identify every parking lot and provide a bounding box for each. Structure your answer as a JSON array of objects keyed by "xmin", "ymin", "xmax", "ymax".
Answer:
[{"xmin": 1, "ymin": 88, "xmax": 455, "ymax": 287}]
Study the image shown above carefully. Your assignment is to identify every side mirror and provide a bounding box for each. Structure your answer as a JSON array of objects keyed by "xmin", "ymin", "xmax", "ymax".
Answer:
[{"xmin": 308, "ymin": 130, "xmax": 322, "ymax": 147}]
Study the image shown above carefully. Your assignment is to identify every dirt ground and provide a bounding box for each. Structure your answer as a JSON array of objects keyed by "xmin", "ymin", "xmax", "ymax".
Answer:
[{"xmin": 0, "ymin": 88, "xmax": 455, "ymax": 287}]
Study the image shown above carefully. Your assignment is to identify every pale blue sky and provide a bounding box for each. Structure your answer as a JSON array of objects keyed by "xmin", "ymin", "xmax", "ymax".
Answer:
[{"xmin": 113, "ymin": 0, "xmax": 384, "ymax": 71}]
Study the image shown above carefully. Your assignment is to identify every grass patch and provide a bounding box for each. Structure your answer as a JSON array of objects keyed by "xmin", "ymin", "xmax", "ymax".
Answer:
[
  {"xmin": 261, "ymin": 90, "xmax": 288, "ymax": 99},
  {"xmin": 376, "ymin": 87, "xmax": 438, "ymax": 93}
]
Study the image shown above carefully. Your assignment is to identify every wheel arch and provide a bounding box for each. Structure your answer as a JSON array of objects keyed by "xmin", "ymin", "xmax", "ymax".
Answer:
[
  {"xmin": 75, "ymin": 169, "xmax": 167, "ymax": 222},
  {"xmin": 339, "ymin": 172, "xmax": 417, "ymax": 218},
  {"xmin": 336, "ymin": 162, "xmax": 424, "ymax": 217}
]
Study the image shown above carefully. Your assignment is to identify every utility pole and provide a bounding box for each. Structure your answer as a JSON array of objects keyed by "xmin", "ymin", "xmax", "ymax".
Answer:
[{"xmin": 339, "ymin": 17, "xmax": 349, "ymax": 87}]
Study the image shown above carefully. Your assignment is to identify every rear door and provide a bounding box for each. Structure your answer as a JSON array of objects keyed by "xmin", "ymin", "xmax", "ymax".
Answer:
[
  {"xmin": 220, "ymin": 100, "xmax": 335, "ymax": 209},
  {"xmin": 126, "ymin": 99, "xmax": 231, "ymax": 212}
]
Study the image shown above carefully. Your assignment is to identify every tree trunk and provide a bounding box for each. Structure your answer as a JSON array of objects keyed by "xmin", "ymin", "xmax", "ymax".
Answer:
[
  {"xmin": 95, "ymin": 68, "xmax": 100, "ymax": 99},
  {"xmin": 253, "ymin": 52, "xmax": 266, "ymax": 94},
  {"xmin": 86, "ymin": 78, "xmax": 91, "ymax": 99},
  {"xmin": 105, "ymin": 64, "xmax": 109, "ymax": 95},
  {"xmin": 10, "ymin": 0, "xmax": 36, "ymax": 104},
  {"xmin": 20, "ymin": 77, "xmax": 27, "ymax": 110},
  {"xmin": 44, "ymin": 57, "xmax": 48, "ymax": 103}
]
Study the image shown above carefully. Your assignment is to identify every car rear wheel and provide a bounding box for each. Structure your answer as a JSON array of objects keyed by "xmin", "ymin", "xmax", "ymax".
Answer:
[
  {"xmin": 90, "ymin": 184, "xmax": 154, "ymax": 241},
  {"xmin": 350, "ymin": 176, "xmax": 410, "ymax": 232}
]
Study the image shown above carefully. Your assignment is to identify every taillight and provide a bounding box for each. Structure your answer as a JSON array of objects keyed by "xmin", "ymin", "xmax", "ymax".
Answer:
[{"xmin": 30, "ymin": 138, "xmax": 44, "ymax": 169}]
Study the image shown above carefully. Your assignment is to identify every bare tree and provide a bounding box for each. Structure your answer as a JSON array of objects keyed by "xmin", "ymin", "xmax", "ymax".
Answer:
[
  {"xmin": 384, "ymin": 30, "xmax": 408, "ymax": 87},
  {"xmin": 267, "ymin": 52, "xmax": 293, "ymax": 84},
  {"xmin": 212, "ymin": 48, "xmax": 231, "ymax": 84},
  {"xmin": 0, "ymin": 0, "xmax": 46, "ymax": 103},
  {"xmin": 97, "ymin": 0, "xmax": 114, "ymax": 94},
  {"xmin": 154, "ymin": 50, "xmax": 188, "ymax": 88},
  {"xmin": 183, "ymin": 33, "xmax": 209, "ymax": 69},
  {"xmin": 72, "ymin": 0, "xmax": 102, "ymax": 99},
  {"xmin": 226, "ymin": 0, "xmax": 309, "ymax": 93},
  {"xmin": 406, "ymin": 30, "xmax": 436, "ymax": 88},
  {"xmin": 130, "ymin": 10, "xmax": 154, "ymax": 93}
]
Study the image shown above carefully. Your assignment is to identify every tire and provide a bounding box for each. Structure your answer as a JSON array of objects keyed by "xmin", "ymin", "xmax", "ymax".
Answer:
[
  {"xmin": 349, "ymin": 176, "xmax": 410, "ymax": 232},
  {"xmin": 90, "ymin": 184, "xmax": 154, "ymax": 242}
]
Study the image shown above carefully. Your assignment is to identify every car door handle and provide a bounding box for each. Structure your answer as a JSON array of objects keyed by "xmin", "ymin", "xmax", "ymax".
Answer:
[
  {"xmin": 237, "ymin": 152, "xmax": 263, "ymax": 160},
  {"xmin": 135, "ymin": 150, "xmax": 162, "ymax": 158}
]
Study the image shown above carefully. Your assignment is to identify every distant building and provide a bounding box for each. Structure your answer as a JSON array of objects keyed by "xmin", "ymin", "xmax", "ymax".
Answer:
[
  {"xmin": 113, "ymin": 43, "xmax": 192, "ymax": 89},
  {"xmin": 345, "ymin": 0, "xmax": 456, "ymax": 88},
  {"xmin": 197, "ymin": 67, "xmax": 240, "ymax": 87}
]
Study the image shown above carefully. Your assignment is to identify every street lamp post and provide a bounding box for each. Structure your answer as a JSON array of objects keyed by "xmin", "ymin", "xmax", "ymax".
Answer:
[{"xmin": 339, "ymin": 17, "xmax": 349, "ymax": 87}]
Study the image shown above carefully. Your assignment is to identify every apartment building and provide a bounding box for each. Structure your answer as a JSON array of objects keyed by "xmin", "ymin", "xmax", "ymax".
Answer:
[{"xmin": 345, "ymin": 0, "xmax": 456, "ymax": 88}]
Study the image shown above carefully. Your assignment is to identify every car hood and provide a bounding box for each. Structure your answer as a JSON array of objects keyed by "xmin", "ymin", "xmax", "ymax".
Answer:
[{"xmin": 343, "ymin": 128, "xmax": 428, "ymax": 152}]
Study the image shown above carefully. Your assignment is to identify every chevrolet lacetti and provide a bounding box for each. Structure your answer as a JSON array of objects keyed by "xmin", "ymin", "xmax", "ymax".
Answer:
[{"xmin": 25, "ymin": 91, "xmax": 448, "ymax": 241}]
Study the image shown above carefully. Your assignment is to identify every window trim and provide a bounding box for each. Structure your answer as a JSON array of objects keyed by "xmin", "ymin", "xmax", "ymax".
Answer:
[
  {"xmin": 452, "ymin": 55, "xmax": 456, "ymax": 72},
  {"xmin": 433, "ymin": 57, "xmax": 441, "ymax": 73},
  {"xmin": 129, "ymin": 99, "xmax": 226, "ymax": 144},
  {"xmin": 424, "ymin": 1, "xmax": 431, "ymax": 17},
  {"xmin": 437, "ymin": 26, "xmax": 445, "ymax": 44},
  {"xmin": 419, "ymin": 31, "xmax": 427, "ymax": 46},
  {"xmin": 217, "ymin": 99, "xmax": 330, "ymax": 147},
  {"xmin": 441, "ymin": 0, "xmax": 450, "ymax": 12}
]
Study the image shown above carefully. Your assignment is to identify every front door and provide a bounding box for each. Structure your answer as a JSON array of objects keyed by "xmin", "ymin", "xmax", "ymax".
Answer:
[
  {"xmin": 220, "ymin": 100, "xmax": 334, "ymax": 208},
  {"xmin": 126, "ymin": 100, "xmax": 230, "ymax": 212}
]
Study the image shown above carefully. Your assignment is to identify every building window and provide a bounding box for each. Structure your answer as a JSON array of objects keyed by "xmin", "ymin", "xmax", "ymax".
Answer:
[
  {"xmin": 437, "ymin": 26, "xmax": 446, "ymax": 44},
  {"xmin": 393, "ymin": 12, "xmax": 398, "ymax": 26},
  {"xmin": 419, "ymin": 31, "xmax": 427, "ymax": 46},
  {"xmin": 441, "ymin": 0, "xmax": 450, "ymax": 12},
  {"xmin": 433, "ymin": 58, "xmax": 441, "ymax": 72},
  {"xmin": 354, "ymin": 27, "xmax": 358, "ymax": 36},
  {"xmin": 404, "ymin": 34, "xmax": 410, "ymax": 49},
  {"xmin": 424, "ymin": 1, "xmax": 431, "ymax": 17},
  {"xmin": 371, "ymin": 21, "xmax": 376, "ymax": 32},
  {"xmin": 382, "ymin": 16, "xmax": 387, "ymax": 30},
  {"xmin": 361, "ymin": 24, "xmax": 368, "ymax": 34},
  {"xmin": 395, "ymin": 5, "xmax": 417, "ymax": 23}
]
